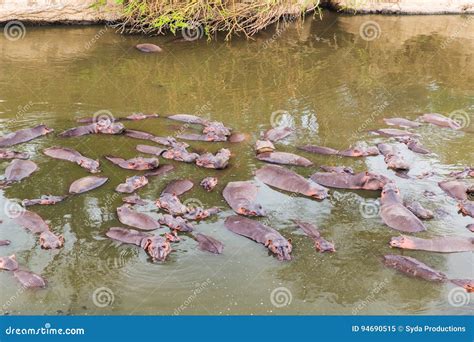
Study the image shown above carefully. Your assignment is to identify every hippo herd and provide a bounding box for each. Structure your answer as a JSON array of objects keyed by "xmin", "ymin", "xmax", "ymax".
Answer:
[{"xmin": 0, "ymin": 111, "xmax": 472, "ymax": 295}]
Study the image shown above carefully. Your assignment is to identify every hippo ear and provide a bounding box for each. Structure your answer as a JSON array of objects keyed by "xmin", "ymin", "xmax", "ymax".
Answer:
[
  {"xmin": 59, "ymin": 235, "xmax": 65, "ymax": 244},
  {"xmin": 143, "ymin": 238, "xmax": 152, "ymax": 249},
  {"xmin": 287, "ymin": 238, "xmax": 292, "ymax": 244}
]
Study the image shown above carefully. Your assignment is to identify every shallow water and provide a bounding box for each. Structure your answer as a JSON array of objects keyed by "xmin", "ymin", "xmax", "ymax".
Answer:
[{"xmin": 0, "ymin": 12, "xmax": 473, "ymax": 315}]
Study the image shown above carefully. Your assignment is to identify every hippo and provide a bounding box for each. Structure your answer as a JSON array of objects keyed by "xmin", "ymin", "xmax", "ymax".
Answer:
[
  {"xmin": 22, "ymin": 195, "xmax": 67, "ymax": 207},
  {"xmin": 396, "ymin": 137, "xmax": 431, "ymax": 154},
  {"xmin": 77, "ymin": 113, "xmax": 158, "ymax": 123},
  {"xmin": 106, "ymin": 156, "xmax": 159, "ymax": 170},
  {"xmin": 467, "ymin": 224, "xmax": 474, "ymax": 232},
  {"xmin": 255, "ymin": 140, "xmax": 275, "ymax": 154},
  {"xmin": 405, "ymin": 201, "xmax": 434, "ymax": 220},
  {"xmin": 0, "ymin": 240, "xmax": 11, "ymax": 246},
  {"xmin": 177, "ymin": 133, "xmax": 227, "ymax": 142},
  {"xmin": 0, "ymin": 125, "xmax": 53, "ymax": 147},
  {"xmin": 39, "ymin": 230, "xmax": 64, "ymax": 249},
  {"xmin": 257, "ymin": 165, "xmax": 328, "ymax": 200},
  {"xmin": 293, "ymin": 220, "xmax": 335, "ymax": 253},
  {"xmin": 116, "ymin": 176, "xmax": 148, "ymax": 194},
  {"xmin": 228, "ymin": 133, "xmax": 247, "ymax": 143},
  {"xmin": 3, "ymin": 159, "xmax": 38, "ymax": 183},
  {"xmin": 196, "ymin": 148, "xmax": 231, "ymax": 169},
  {"xmin": 420, "ymin": 113, "xmax": 461, "ymax": 129},
  {"xmin": 167, "ymin": 114, "xmax": 209, "ymax": 125},
  {"xmin": 458, "ymin": 202, "xmax": 474, "ymax": 218},
  {"xmin": 184, "ymin": 207, "xmax": 220, "ymax": 221},
  {"xmin": 124, "ymin": 129, "xmax": 178, "ymax": 147},
  {"xmin": 44, "ymin": 147, "xmax": 100, "ymax": 173},
  {"xmin": 371, "ymin": 128, "xmax": 418, "ymax": 138},
  {"xmin": 224, "ymin": 215, "xmax": 292, "ymax": 261},
  {"xmin": 0, "ymin": 255, "xmax": 18, "ymax": 271},
  {"xmin": 117, "ymin": 205, "xmax": 160, "ymax": 230},
  {"xmin": 438, "ymin": 180, "xmax": 471, "ymax": 201},
  {"xmin": 106, "ymin": 227, "xmax": 150, "ymax": 245},
  {"xmin": 298, "ymin": 145, "xmax": 339, "ymax": 155},
  {"xmin": 156, "ymin": 193, "xmax": 188, "ymax": 215},
  {"xmin": 389, "ymin": 235, "xmax": 474, "ymax": 253},
  {"xmin": 200, "ymin": 177, "xmax": 218, "ymax": 192},
  {"xmin": 14, "ymin": 210, "xmax": 49, "ymax": 233},
  {"xmin": 451, "ymin": 279, "xmax": 474, "ymax": 293},
  {"xmin": 310, "ymin": 171, "xmax": 388, "ymax": 191},
  {"xmin": 320, "ymin": 165, "xmax": 354, "ymax": 174},
  {"xmin": 135, "ymin": 43, "xmax": 162, "ymax": 53},
  {"xmin": 203, "ymin": 121, "xmax": 231, "ymax": 137},
  {"xmin": 136, "ymin": 144, "xmax": 167, "ymax": 156},
  {"xmin": 159, "ymin": 214, "xmax": 194, "ymax": 232},
  {"xmin": 263, "ymin": 126, "xmax": 293, "ymax": 142},
  {"xmin": 377, "ymin": 143, "xmax": 410, "ymax": 171},
  {"xmin": 144, "ymin": 165, "xmax": 174, "ymax": 178},
  {"xmin": 195, "ymin": 233, "xmax": 224, "ymax": 254},
  {"xmin": 383, "ymin": 118, "xmax": 421, "ymax": 128},
  {"xmin": 162, "ymin": 179, "xmax": 194, "ymax": 196},
  {"xmin": 382, "ymin": 254, "xmax": 447, "ymax": 282},
  {"xmin": 256, "ymin": 151, "xmax": 313, "ymax": 167},
  {"xmin": 59, "ymin": 120, "xmax": 124, "ymax": 137},
  {"xmin": 338, "ymin": 146, "xmax": 380, "ymax": 157},
  {"xmin": 122, "ymin": 193, "xmax": 149, "ymax": 206},
  {"xmin": 449, "ymin": 167, "xmax": 474, "ymax": 179},
  {"xmin": 13, "ymin": 270, "xmax": 47, "ymax": 288},
  {"xmin": 162, "ymin": 146, "xmax": 199, "ymax": 163},
  {"xmin": 380, "ymin": 183, "xmax": 426, "ymax": 233},
  {"xmin": 69, "ymin": 176, "xmax": 108, "ymax": 194},
  {"xmin": 0, "ymin": 149, "xmax": 29, "ymax": 160},
  {"xmin": 223, "ymin": 181, "xmax": 265, "ymax": 216}
]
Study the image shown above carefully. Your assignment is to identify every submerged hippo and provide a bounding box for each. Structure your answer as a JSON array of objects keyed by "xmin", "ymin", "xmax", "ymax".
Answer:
[
  {"xmin": 3, "ymin": 159, "xmax": 38, "ymax": 184},
  {"xmin": 159, "ymin": 214, "xmax": 194, "ymax": 232},
  {"xmin": 299, "ymin": 144, "xmax": 378, "ymax": 157},
  {"xmin": 200, "ymin": 177, "xmax": 218, "ymax": 192},
  {"xmin": 377, "ymin": 143, "xmax": 410, "ymax": 171},
  {"xmin": 255, "ymin": 140, "xmax": 275, "ymax": 154},
  {"xmin": 195, "ymin": 233, "xmax": 224, "ymax": 254},
  {"xmin": 117, "ymin": 205, "xmax": 160, "ymax": 230},
  {"xmin": 122, "ymin": 193, "xmax": 149, "ymax": 206},
  {"xmin": 0, "ymin": 149, "xmax": 29, "ymax": 160},
  {"xmin": 310, "ymin": 171, "xmax": 388, "ymax": 191},
  {"xmin": 22, "ymin": 195, "xmax": 67, "ymax": 207},
  {"xmin": 124, "ymin": 129, "xmax": 178, "ymax": 147},
  {"xmin": 0, "ymin": 240, "xmax": 11, "ymax": 246},
  {"xmin": 106, "ymin": 156, "xmax": 159, "ymax": 170},
  {"xmin": 14, "ymin": 210, "xmax": 49, "ymax": 233},
  {"xmin": 293, "ymin": 220, "xmax": 335, "ymax": 253},
  {"xmin": 116, "ymin": 176, "xmax": 149, "ymax": 194},
  {"xmin": 44, "ymin": 147, "xmax": 100, "ymax": 173},
  {"xmin": 162, "ymin": 145, "xmax": 199, "ymax": 163},
  {"xmin": 156, "ymin": 193, "xmax": 188, "ymax": 215},
  {"xmin": 256, "ymin": 151, "xmax": 313, "ymax": 167},
  {"xmin": 438, "ymin": 180, "xmax": 471, "ymax": 201},
  {"xmin": 135, "ymin": 43, "xmax": 162, "ymax": 53},
  {"xmin": 224, "ymin": 215, "xmax": 292, "ymax": 261},
  {"xmin": 223, "ymin": 181, "xmax": 265, "ymax": 216},
  {"xmin": 405, "ymin": 201, "xmax": 434, "ymax": 220},
  {"xmin": 467, "ymin": 224, "xmax": 474, "ymax": 232},
  {"xmin": 228, "ymin": 133, "xmax": 247, "ymax": 143},
  {"xmin": 177, "ymin": 132, "xmax": 229, "ymax": 142},
  {"xmin": 449, "ymin": 167, "xmax": 474, "ymax": 179},
  {"xmin": 382, "ymin": 254, "xmax": 447, "ymax": 282},
  {"xmin": 184, "ymin": 207, "xmax": 220, "ymax": 221},
  {"xmin": 389, "ymin": 235, "xmax": 474, "ymax": 253},
  {"xmin": 167, "ymin": 114, "xmax": 209, "ymax": 125},
  {"xmin": 396, "ymin": 137, "xmax": 431, "ymax": 154},
  {"xmin": 383, "ymin": 118, "xmax": 421, "ymax": 128},
  {"xmin": 298, "ymin": 145, "xmax": 339, "ymax": 155},
  {"xmin": 320, "ymin": 165, "xmax": 354, "ymax": 174},
  {"xmin": 0, "ymin": 125, "xmax": 53, "ymax": 147},
  {"xmin": 196, "ymin": 148, "xmax": 231, "ymax": 169},
  {"xmin": 14, "ymin": 270, "xmax": 47, "ymax": 288},
  {"xmin": 451, "ymin": 279, "xmax": 474, "ymax": 293},
  {"xmin": 380, "ymin": 183, "xmax": 426, "ymax": 233},
  {"xmin": 263, "ymin": 126, "xmax": 293, "ymax": 142},
  {"xmin": 69, "ymin": 176, "xmax": 108, "ymax": 194},
  {"xmin": 136, "ymin": 144, "xmax": 167, "ymax": 156},
  {"xmin": 39, "ymin": 230, "xmax": 64, "ymax": 249},
  {"xmin": 371, "ymin": 128, "xmax": 418, "ymax": 138},
  {"xmin": 144, "ymin": 164, "xmax": 174, "ymax": 178},
  {"xmin": 420, "ymin": 113, "xmax": 461, "ymax": 129},
  {"xmin": 257, "ymin": 165, "xmax": 328, "ymax": 200},
  {"xmin": 59, "ymin": 120, "xmax": 124, "ymax": 137},
  {"xmin": 77, "ymin": 113, "xmax": 158, "ymax": 123},
  {"xmin": 203, "ymin": 121, "xmax": 231, "ymax": 138},
  {"xmin": 0, "ymin": 254, "xmax": 18, "ymax": 271},
  {"xmin": 162, "ymin": 179, "xmax": 194, "ymax": 196},
  {"xmin": 458, "ymin": 202, "xmax": 474, "ymax": 218}
]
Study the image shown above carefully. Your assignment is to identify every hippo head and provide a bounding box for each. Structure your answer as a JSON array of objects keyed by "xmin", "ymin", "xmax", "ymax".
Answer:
[
  {"xmin": 0, "ymin": 254, "xmax": 18, "ymax": 271},
  {"xmin": 39, "ymin": 231, "xmax": 65, "ymax": 249},
  {"xmin": 41, "ymin": 125, "xmax": 54, "ymax": 135},
  {"xmin": 362, "ymin": 172, "xmax": 388, "ymax": 190},
  {"xmin": 238, "ymin": 201, "xmax": 265, "ymax": 216},
  {"xmin": 142, "ymin": 236, "xmax": 171, "ymax": 262},
  {"xmin": 266, "ymin": 238, "xmax": 292, "ymax": 261},
  {"xmin": 164, "ymin": 231, "xmax": 180, "ymax": 242},
  {"xmin": 314, "ymin": 238, "xmax": 335, "ymax": 252},
  {"xmin": 389, "ymin": 236, "xmax": 414, "ymax": 249},
  {"xmin": 381, "ymin": 182, "xmax": 402, "ymax": 204},
  {"xmin": 77, "ymin": 158, "xmax": 100, "ymax": 173},
  {"xmin": 309, "ymin": 187, "xmax": 329, "ymax": 200}
]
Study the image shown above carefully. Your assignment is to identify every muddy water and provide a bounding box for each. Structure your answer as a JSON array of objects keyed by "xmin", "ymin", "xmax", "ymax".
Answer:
[{"xmin": 0, "ymin": 13, "xmax": 473, "ymax": 315}]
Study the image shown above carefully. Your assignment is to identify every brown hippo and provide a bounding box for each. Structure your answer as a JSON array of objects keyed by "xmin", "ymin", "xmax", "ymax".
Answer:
[
  {"xmin": 136, "ymin": 144, "xmax": 167, "ymax": 156},
  {"xmin": 0, "ymin": 240, "xmax": 11, "ymax": 246},
  {"xmin": 136, "ymin": 43, "xmax": 162, "ymax": 53},
  {"xmin": 0, "ymin": 149, "xmax": 29, "ymax": 160},
  {"xmin": 39, "ymin": 230, "xmax": 64, "ymax": 249},
  {"xmin": 14, "ymin": 210, "xmax": 49, "ymax": 233},
  {"xmin": 59, "ymin": 120, "xmax": 124, "ymax": 137},
  {"xmin": 195, "ymin": 233, "xmax": 224, "ymax": 254},
  {"xmin": 255, "ymin": 140, "xmax": 275, "ymax": 154},
  {"xmin": 257, "ymin": 165, "xmax": 328, "ymax": 200},
  {"xmin": 380, "ymin": 183, "xmax": 426, "ymax": 233},
  {"xmin": 203, "ymin": 121, "xmax": 231, "ymax": 138},
  {"xmin": 177, "ymin": 133, "xmax": 228, "ymax": 142},
  {"xmin": 256, "ymin": 151, "xmax": 313, "ymax": 167},
  {"xmin": 14, "ymin": 270, "xmax": 47, "ymax": 288},
  {"xmin": 77, "ymin": 113, "xmax": 158, "ymax": 123},
  {"xmin": 3, "ymin": 159, "xmax": 38, "ymax": 183},
  {"xmin": 43, "ymin": 147, "xmax": 100, "ymax": 173},
  {"xmin": 69, "ymin": 176, "xmax": 108, "ymax": 194},
  {"xmin": 145, "ymin": 165, "xmax": 174, "ymax": 178},
  {"xmin": 310, "ymin": 171, "xmax": 388, "ymax": 191},
  {"xmin": 228, "ymin": 133, "xmax": 247, "ymax": 143},
  {"xmin": 450, "ymin": 279, "xmax": 474, "ymax": 293},
  {"xmin": 298, "ymin": 145, "xmax": 339, "ymax": 155},
  {"xmin": 106, "ymin": 156, "xmax": 159, "ymax": 170},
  {"xmin": 293, "ymin": 220, "xmax": 335, "ymax": 253},
  {"xmin": 320, "ymin": 165, "xmax": 354, "ymax": 174},
  {"xmin": 0, "ymin": 125, "xmax": 53, "ymax": 147},
  {"xmin": 449, "ymin": 167, "xmax": 474, "ymax": 179},
  {"xmin": 458, "ymin": 202, "xmax": 474, "ymax": 218},
  {"xmin": 196, "ymin": 148, "xmax": 231, "ymax": 169},
  {"xmin": 383, "ymin": 118, "xmax": 421, "ymax": 128},
  {"xmin": 167, "ymin": 114, "xmax": 209, "ymax": 125},
  {"xmin": 389, "ymin": 235, "xmax": 474, "ymax": 253},
  {"xmin": 116, "ymin": 176, "xmax": 148, "ymax": 194},
  {"xmin": 405, "ymin": 201, "xmax": 434, "ymax": 220},
  {"xmin": 338, "ymin": 146, "xmax": 380, "ymax": 157},
  {"xmin": 122, "ymin": 193, "xmax": 149, "ymax": 206},
  {"xmin": 224, "ymin": 215, "xmax": 292, "ymax": 261},
  {"xmin": 396, "ymin": 137, "xmax": 431, "ymax": 154},
  {"xmin": 159, "ymin": 214, "xmax": 194, "ymax": 232},
  {"xmin": 223, "ymin": 181, "xmax": 265, "ymax": 216},
  {"xmin": 438, "ymin": 180, "xmax": 471, "ymax": 201},
  {"xmin": 117, "ymin": 205, "xmax": 160, "ymax": 230},
  {"xmin": 124, "ymin": 129, "xmax": 179, "ymax": 147},
  {"xmin": 184, "ymin": 207, "xmax": 220, "ymax": 221},
  {"xmin": 0, "ymin": 254, "xmax": 18, "ymax": 271},
  {"xmin": 420, "ymin": 113, "xmax": 461, "ymax": 129},
  {"xmin": 382, "ymin": 255, "xmax": 447, "ymax": 282},
  {"xmin": 371, "ymin": 128, "xmax": 419, "ymax": 137},
  {"xmin": 200, "ymin": 177, "xmax": 218, "ymax": 192},
  {"xmin": 22, "ymin": 195, "xmax": 67, "ymax": 207},
  {"xmin": 467, "ymin": 224, "xmax": 474, "ymax": 232},
  {"xmin": 377, "ymin": 143, "xmax": 410, "ymax": 171},
  {"xmin": 162, "ymin": 179, "xmax": 194, "ymax": 196},
  {"xmin": 156, "ymin": 193, "xmax": 188, "ymax": 215},
  {"xmin": 162, "ymin": 145, "xmax": 199, "ymax": 163},
  {"xmin": 263, "ymin": 126, "xmax": 293, "ymax": 142}
]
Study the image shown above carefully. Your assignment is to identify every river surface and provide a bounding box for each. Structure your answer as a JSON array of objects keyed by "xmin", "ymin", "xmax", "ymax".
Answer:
[{"xmin": 0, "ymin": 13, "xmax": 473, "ymax": 315}]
